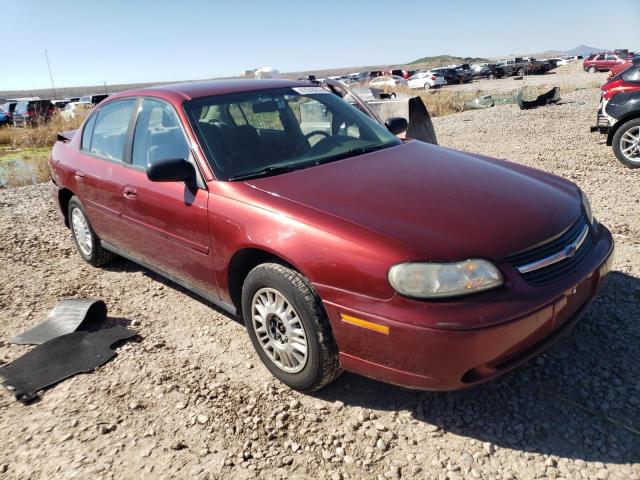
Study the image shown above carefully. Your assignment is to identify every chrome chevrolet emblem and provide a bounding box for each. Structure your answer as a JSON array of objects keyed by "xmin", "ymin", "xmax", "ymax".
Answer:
[{"xmin": 516, "ymin": 224, "xmax": 589, "ymax": 274}]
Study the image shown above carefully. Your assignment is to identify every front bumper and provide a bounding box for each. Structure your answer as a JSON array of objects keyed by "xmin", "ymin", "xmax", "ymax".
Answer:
[
  {"xmin": 589, "ymin": 97, "xmax": 611, "ymax": 135},
  {"xmin": 318, "ymin": 224, "xmax": 614, "ymax": 391}
]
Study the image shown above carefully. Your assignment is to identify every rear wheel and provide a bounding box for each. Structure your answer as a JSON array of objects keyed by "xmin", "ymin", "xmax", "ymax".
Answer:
[
  {"xmin": 68, "ymin": 196, "xmax": 117, "ymax": 267},
  {"xmin": 517, "ymin": 67, "xmax": 525, "ymax": 76},
  {"xmin": 242, "ymin": 263, "xmax": 341, "ymax": 392},
  {"xmin": 612, "ymin": 118, "xmax": 640, "ymax": 168}
]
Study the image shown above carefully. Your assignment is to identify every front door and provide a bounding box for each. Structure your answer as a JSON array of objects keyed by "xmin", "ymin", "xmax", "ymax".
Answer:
[{"xmin": 118, "ymin": 98, "xmax": 215, "ymax": 296}]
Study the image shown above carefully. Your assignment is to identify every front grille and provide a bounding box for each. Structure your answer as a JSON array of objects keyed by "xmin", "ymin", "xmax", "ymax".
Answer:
[{"xmin": 506, "ymin": 217, "xmax": 593, "ymax": 286}]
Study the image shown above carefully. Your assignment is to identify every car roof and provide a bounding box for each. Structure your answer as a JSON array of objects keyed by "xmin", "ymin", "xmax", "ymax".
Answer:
[{"xmin": 108, "ymin": 79, "xmax": 312, "ymax": 102}]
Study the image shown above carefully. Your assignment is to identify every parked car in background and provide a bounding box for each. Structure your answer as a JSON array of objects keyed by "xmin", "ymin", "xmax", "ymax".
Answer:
[
  {"xmin": 79, "ymin": 94, "xmax": 109, "ymax": 105},
  {"xmin": 496, "ymin": 58, "xmax": 531, "ymax": 76},
  {"xmin": 407, "ymin": 71, "xmax": 446, "ymax": 89},
  {"xmin": 527, "ymin": 58, "xmax": 553, "ymax": 74},
  {"xmin": 591, "ymin": 65, "xmax": 640, "ymax": 167},
  {"xmin": 387, "ymin": 69, "xmax": 414, "ymax": 80},
  {"xmin": 52, "ymin": 100, "xmax": 71, "ymax": 111},
  {"xmin": 0, "ymin": 110, "xmax": 11, "ymax": 126},
  {"xmin": 431, "ymin": 67, "xmax": 465, "ymax": 84},
  {"xmin": 49, "ymin": 79, "xmax": 613, "ymax": 393},
  {"xmin": 60, "ymin": 101, "xmax": 94, "ymax": 122},
  {"xmin": 583, "ymin": 52, "xmax": 629, "ymax": 73},
  {"xmin": 609, "ymin": 55, "xmax": 640, "ymax": 78},
  {"xmin": 472, "ymin": 64, "xmax": 505, "ymax": 79},
  {"xmin": 12, "ymin": 99, "xmax": 54, "ymax": 127},
  {"xmin": 369, "ymin": 75, "xmax": 407, "ymax": 88},
  {"xmin": 0, "ymin": 101, "xmax": 17, "ymax": 125}
]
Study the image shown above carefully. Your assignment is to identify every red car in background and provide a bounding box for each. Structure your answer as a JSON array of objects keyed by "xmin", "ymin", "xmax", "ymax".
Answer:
[
  {"xmin": 608, "ymin": 55, "xmax": 640, "ymax": 78},
  {"xmin": 49, "ymin": 80, "xmax": 613, "ymax": 392},
  {"xmin": 584, "ymin": 52, "xmax": 630, "ymax": 73}
]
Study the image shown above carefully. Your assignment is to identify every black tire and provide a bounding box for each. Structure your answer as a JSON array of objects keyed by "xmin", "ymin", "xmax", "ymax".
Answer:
[
  {"xmin": 424, "ymin": 82, "xmax": 431, "ymax": 89},
  {"xmin": 588, "ymin": 66, "xmax": 597, "ymax": 73},
  {"xmin": 612, "ymin": 118, "xmax": 640, "ymax": 168},
  {"xmin": 68, "ymin": 196, "xmax": 117, "ymax": 267},
  {"xmin": 242, "ymin": 262, "xmax": 341, "ymax": 392},
  {"xmin": 488, "ymin": 73, "xmax": 496, "ymax": 80},
  {"xmin": 517, "ymin": 67, "xmax": 525, "ymax": 76}
]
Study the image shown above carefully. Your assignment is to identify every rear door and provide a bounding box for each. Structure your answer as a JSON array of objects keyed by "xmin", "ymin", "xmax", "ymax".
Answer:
[
  {"xmin": 118, "ymin": 97, "xmax": 215, "ymax": 294},
  {"xmin": 74, "ymin": 98, "xmax": 138, "ymax": 249},
  {"xmin": 604, "ymin": 54, "xmax": 617, "ymax": 69}
]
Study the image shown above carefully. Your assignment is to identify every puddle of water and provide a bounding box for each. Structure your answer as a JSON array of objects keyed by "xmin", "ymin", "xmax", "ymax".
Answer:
[{"xmin": 0, "ymin": 153, "xmax": 50, "ymax": 188}]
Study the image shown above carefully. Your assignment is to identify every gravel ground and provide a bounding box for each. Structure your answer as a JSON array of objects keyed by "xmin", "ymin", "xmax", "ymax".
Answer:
[{"xmin": 0, "ymin": 79, "xmax": 639, "ymax": 480}]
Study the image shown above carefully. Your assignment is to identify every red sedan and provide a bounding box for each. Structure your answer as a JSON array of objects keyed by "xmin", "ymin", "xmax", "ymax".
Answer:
[{"xmin": 48, "ymin": 80, "xmax": 614, "ymax": 392}]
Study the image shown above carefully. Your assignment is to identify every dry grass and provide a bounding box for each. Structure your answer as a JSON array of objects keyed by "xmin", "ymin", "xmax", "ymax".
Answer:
[
  {"xmin": 0, "ymin": 113, "xmax": 87, "ymax": 149},
  {"xmin": 393, "ymin": 86, "xmax": 482, "ymax": 116}
]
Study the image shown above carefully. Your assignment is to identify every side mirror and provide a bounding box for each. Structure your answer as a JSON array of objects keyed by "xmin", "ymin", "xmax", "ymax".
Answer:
[
  {"xmin": 385, "ymin": 117, "xmax": 408, "ymax": 135},
  {"xmin": 146, "ymin": 157, "xmax": 195, "ymax": 183}
]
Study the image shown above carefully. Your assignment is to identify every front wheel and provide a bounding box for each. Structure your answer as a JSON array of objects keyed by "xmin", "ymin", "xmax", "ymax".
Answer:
[
  {"xmin": 612, "ymin": 118, "xmax": 640, "ymax": 168},
  {"xmin": 424, "ymin": 82, "xmax": 432, "ymax": 89},
  {"xmin": 242, "ymin": 263, "xmax": 341, "ymax": 392},
  {"xmin": 517, "ymin": 67, "xmax": 525, "ymax": 76},
  {"xmin": 588, "ymin": 66, "xmax": 597, "ymax": 73}
]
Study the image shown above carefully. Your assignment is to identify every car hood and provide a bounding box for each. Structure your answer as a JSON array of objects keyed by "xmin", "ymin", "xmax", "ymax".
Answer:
[{"xmin": 245, "ymin": 141, "xmax": 581, "ymax": 261}]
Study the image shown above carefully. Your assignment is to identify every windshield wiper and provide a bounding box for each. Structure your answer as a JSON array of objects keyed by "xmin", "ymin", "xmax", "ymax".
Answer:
[
  {"xmin": 227, "ymin": 142, "xmax": 397, "ymax": 181},
  {"xmin": 312, "ymin": 142, "xmax": 395, "ymax": 166},
  {"xmin": 227, "ymin": 165, "xmax": 301, "ymax": 181}
]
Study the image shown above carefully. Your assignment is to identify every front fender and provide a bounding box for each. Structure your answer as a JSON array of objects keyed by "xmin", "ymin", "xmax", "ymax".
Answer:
[{"xmin": 207, "ymin": 182, "xmax": 419, "ymax": 305}]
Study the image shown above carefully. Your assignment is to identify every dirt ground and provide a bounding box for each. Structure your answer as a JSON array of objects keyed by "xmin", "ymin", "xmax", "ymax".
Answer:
[{"xmin": 0, "ymin": 68, "xmax": 639, "ymax": 480}]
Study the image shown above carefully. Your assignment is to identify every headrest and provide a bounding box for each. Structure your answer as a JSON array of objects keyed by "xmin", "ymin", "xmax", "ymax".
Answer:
[
  {"xmin": 232, "ymin": 125, "xmax": 260, "ymax": 146},
  {"xmin": 161, "ymin": 109, "xmax": 176, "ymax": 128}
]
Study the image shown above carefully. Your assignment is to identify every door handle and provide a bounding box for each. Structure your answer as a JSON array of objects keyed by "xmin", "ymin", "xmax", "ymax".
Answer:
[
  {"xmin": 122, "ymin": 185, "xmax": 137, "ymax": 199},
  {"xmin": 74, "ymin": 170, "xmax": 85, "ymax": 182}
]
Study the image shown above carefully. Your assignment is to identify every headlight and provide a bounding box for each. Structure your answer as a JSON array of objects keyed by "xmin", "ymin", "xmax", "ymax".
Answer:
[
  {"xmin": 580, "ymin": 189, "xmax": 594, "ymax": 224},
  {"xmin": 388, "ymin": 259, "xmax": 503, "ymax": 299}
]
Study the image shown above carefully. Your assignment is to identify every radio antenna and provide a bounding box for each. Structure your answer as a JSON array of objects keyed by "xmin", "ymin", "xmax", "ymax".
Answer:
[{"xmin": 44, "ymin": 49, "xmax": 58, "ymax": 99}]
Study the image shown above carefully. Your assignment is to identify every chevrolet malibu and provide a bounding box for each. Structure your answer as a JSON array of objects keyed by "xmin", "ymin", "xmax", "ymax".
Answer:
[{"xmin": 49, "ymin": 80, "xmax": 614, "ymax": 392}]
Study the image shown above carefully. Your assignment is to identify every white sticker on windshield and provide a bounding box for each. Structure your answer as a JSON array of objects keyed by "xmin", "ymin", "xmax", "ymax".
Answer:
[{"xmin": 292, "ymin": 87, "xmax": 330, "ymax": 95}]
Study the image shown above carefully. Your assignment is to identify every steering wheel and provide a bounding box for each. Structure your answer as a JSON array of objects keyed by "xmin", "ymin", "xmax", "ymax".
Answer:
[{"xmin": 292, "ymin": 130, "xmax": 330, "ymax": 157}]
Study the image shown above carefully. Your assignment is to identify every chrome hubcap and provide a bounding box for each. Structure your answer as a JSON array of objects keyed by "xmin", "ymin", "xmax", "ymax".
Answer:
[
  {"xmin": 71, "ymin": 208, "xmax": 92, "ymax": 257},
  {"xmin": 251, "ymin": 288, "xmax": 308, "ymax": 373},
  {"xmin": 620, "ymin": 126, "xmax": 640, "ymax": 163}
]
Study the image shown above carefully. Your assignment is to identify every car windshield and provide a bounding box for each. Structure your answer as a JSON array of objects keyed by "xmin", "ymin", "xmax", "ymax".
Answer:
[{"xmin": 185, "ymin": 86, "xmax": 402, "ymax": 181}]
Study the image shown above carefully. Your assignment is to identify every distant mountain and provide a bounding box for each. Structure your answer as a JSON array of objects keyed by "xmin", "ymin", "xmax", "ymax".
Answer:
[
  {"xmin": 528, "ymin": 44, "xmax": 608, "ymax": 58},
  {"xmin": 565, "ymin": 44, "xmax": 606, "ymax": 55}
]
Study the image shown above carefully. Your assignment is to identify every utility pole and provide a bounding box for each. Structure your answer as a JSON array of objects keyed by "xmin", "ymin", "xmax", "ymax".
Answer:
[
  {"xmin": 44, "ymin": 49, "xmax": 58, "ymax": 99},
  {"xmin": 104, "ymin": 81, "xmax": 108, "ymax": 95}
]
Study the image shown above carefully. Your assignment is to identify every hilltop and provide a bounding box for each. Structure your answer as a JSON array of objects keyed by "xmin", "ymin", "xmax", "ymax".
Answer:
[{"xmin": 407, "ymin": 54, "xmax": 490, "ymax": 67}]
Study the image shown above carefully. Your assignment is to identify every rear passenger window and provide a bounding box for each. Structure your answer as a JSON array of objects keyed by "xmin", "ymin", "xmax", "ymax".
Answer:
[
  {"xmin": 81, "ymin": 112, "xmax": 97, "ymax": 151},
  {"xmin": 131, "ymin": 99, "xmax": 190, "ymax": 169},
  {"xmin": 89, "ymin": 99, "xmax": 135, "ymax": 162}
]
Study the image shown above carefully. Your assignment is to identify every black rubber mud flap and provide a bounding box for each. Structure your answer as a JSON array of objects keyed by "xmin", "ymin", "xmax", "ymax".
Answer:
[
  {"xmin": 0, "ymin": 326, "xmax": 135, "ymax": 403},
  {"xmin": 11, "ymin": 299, "xmax": 107, "ymax": 345},
  {"xmin": 517, "ymin": 87, "xmax": 561, "ymax": 110},
  {"xmin": 406, "ymin": 97, "xmax": 438, "ymax": 145}
]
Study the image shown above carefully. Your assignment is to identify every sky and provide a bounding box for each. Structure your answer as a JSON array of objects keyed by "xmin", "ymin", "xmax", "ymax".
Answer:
[{"xmin": 1, "ymin": 0, "xmax": 639, "ymax": 91}]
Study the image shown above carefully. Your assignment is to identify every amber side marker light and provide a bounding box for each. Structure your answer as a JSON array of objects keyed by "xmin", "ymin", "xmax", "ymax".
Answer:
[{"xmin": 340, "ymin": 314, "xmax": 389, "ymax": 334}]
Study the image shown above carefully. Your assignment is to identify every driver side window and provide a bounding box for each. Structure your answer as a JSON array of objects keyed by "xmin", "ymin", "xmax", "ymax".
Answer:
[{"xmin": 131, "ymin": 99, "xmax": 190, "ymax": 169}]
